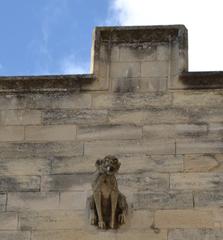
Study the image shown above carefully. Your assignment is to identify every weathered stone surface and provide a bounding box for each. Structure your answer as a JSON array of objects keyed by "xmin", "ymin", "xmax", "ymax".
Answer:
[
  {"xmin": 24, "ymin": 93, "xmax": 92, "ymax": 109},
  {"xmin": 177, "ymin": 140, "xmax": 223, "ymax": 154},
  {"xmin": 144, "ymin": 124, "xmax": 207, "ymax": 140},
  {"xmin": 170, "ymin": 173, "xmax": 223, "ymax": 190},
  {"xmin": 184, "ymin": 154, "xmax": 220, "ymax": 172},
  {"xmin": 119, "ymin": 44, "xmax": 157, "ymax": 62},
  {"xmin": 0, "ymin": 141, "xmax": 83, "ymax": 158},
  {"xmin": 0, "ymin": 158, "xmax": 51, "ymax": 175},
  {"xmin": 169, "ymin": 229, "xmax": 223, "ymax": 240},
  {"xmin": 155, "ymin": 209, "xmax": 214, "ymax": 228},
  {"xmin": 110, "ymin": 62, "xmax": 141, "ymax": 78},
  {"xmin": 147, "ymin": 77, "xmax": 167, "ymax": 92},
  {"xmin": 84, "ymin": 140, "xmax": 175, "ymax": 157},
  {"xmin": 51, "ymin": 156, "xmax": 92, "ymax": 174},
  {"xmin": 117, "ymin": 173, "xmax": 169, "ymax": 192},
  {"xmin": 19, "ymin": 210, "xmax": 85, "ymax": 230},
  {"xmin": 0, "ymin": 212, "xmax": 18, "ymax": 230},
  {"xmin": 157, "ymin": 45, "xmax": 169, "ymax": 61},
  {"xmin": 116, "ymin": 230, "xmax": 167, "ymax": 240},
  {"xmin": 25, "ymin": 125, "xmax": 77, "ymax": 141},
  {"xmin": 194, "ymin": 191, "xmax": 223, "ymax": 208},
  {"xmin": 77, "ymin": 124, "xmax": 142, "ymax": 140},
  {"xmin": 7, "ymin": 192, "xmax": 59, "ymax": 211},
  {"xmin": 0, "ymin": 176, "xmax": 40, "ymax": 192},
  {"xmin": 42, "ymin": 109, "xmax": 108, "ymax": 125},
  {"xmin": 0, "ymin": 231, "xmax": 31, "ymax": 240},
  {"xmin": 0, "ymin": 94, "xmax": 26, "ymax": 109},
  {"xmin": 141, "ymin": 61, "xmax": 168, "ymax": 77},
  {"xmin": 125, "ymin": 210, "xmax": 154, "ymax": 230},
  {"xmin": 32, "ymin": 230, "xmax": 118, "ymax": 240},
  {"xmin": 59, "ymin": 192, "xmax": 88, "ymax": 210},
  {"xmin": 119, "ymin": 154, "xmax": 183, "ymax": 173},
  {"xmin": 173, "ymin": 91, "xmax": 223, "ymax": 107},
  {"xmin": 41, "ymin": 174, "xmax": 92, "ymax": 192},
  {"xmin": 0, "ymin": 126, "xmax": 24, "ymax": 141},
  {"xmin": 133, "ymin": 191, "xmax": 193, "ymax": 209},
  {"xmin": 92, "ymin": 93, "xmax": 172, "ymax": 109},
  {"xmin": 1, "ymin": 110, "xmax": 41, "ymax": 125},
  {"xmin": 0, "ymin": 193, "xmax": 6, "ymax": 211}
]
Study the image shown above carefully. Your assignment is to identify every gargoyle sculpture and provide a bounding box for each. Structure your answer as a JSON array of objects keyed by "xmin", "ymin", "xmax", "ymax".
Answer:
[{"xmin": 87, "ymin": 155, "xmax": 128, "ymax": 229}]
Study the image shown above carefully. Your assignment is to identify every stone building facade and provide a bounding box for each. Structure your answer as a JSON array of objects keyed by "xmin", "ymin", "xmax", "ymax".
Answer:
[{"xmin": 0, "ymin": 25, "xmax": 223, "ymax": 239}]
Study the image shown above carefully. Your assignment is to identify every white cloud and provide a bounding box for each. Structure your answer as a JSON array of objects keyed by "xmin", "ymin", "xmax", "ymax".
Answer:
[
  {"xmin": 109, "ymin": 0, "xmax": 223, "ymax": 71},
  {"xmin": 60, "ymin": 55, "xmax": 89, "ymax": 74}
]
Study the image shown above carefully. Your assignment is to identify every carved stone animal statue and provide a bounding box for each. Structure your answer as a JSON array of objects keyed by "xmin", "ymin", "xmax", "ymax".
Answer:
[{"xmin": 87, "ymin": 155, "xmax": 128, "ymax": 229}]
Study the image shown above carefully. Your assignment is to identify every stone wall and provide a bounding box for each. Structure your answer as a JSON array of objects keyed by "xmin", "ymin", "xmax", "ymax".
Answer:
[{"xmin": 0, "ymin": 25, "xmax": 223, "ymax": 240}]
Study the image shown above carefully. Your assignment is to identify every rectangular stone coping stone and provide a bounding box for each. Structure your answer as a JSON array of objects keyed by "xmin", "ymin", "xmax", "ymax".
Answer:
[
  {"xmin": 180, "ymin": 71, "xmax": 223, "ymax": 89},
  {"xmin": 95, "ymin": 24, "xmax": 188, "ymax": 48},
  {"xmin": 0, "ymin": 74, "xmax": 95, "ymax": 92}
]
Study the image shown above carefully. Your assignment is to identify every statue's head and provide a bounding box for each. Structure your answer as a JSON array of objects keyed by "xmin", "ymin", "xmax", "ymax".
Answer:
[{"xmin": 95, "ymin": 155, "xmax": 121, "ymax": 175}]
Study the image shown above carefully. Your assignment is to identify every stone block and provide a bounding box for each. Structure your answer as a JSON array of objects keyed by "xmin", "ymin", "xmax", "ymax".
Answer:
[
  {"xmin": 0, "ymin": 94, "xmax": 25, "ymax": 109},
  {"xmin": 176, "ymin": 140, "xmax": 223, "ymax": 154},
  {"xmin": 77, "ymin": 125, "xmax": 142, "ymax": 140},
  {"xmin": 0, "ymin": 193, "xmax": 6, "ymax": 211},
  {"xmin": 7, "ymin": 192, "xmax": 59, "ymax": 211},
  {"xmin": 133, "ymin": 191, "xmax": 193, "ymax": 209},
  {"xmin": 157, "ymin": 45, "xmax": 169, "ymax": 61},
  {"xmin": 0, "ymin": 126, "xmax": 24, "ymax": 141},
  {"xmin": 0, "ymin": 141, "xmax": 83, "ymax": 158},
  {"xmin": 118, "ymin": 154, "xmax": 183, "ymax": 174},
  {"xmin": 0, "ymin": 212, "xmax": 18, "ymax": 230},
  {"xmin": 25, "ymin": 125, "xmax": 77, "ymax": 141},
  {"xmin": 59, "ymin": 192, "xmax": 88, "ymax": 210},
  {"xmin": 117, "ymin": 173, "xmax": 169, "ymax": 192},
  {"xmin": 119, "ymin": 44, "xmax": 156, "ymax": 62},
  {"xmin": 32, "ymin": 230, "xmax": 117, "ymax": 240},
  {"xmin": 111, "ymin": 77, "xmax": 140, "ymax": 92},
  {"xmin": 194, "ymin": 191, "xmax": 223, "ymax": 208},
  {"xmin": 0, "ymin": 231, "xmax": 31, "ymax": 240},
  {"xmin": 170, "ymin": 173, "xmax": 223, "ymax": 190},
  {"xmin": 0, "ymin": 158, "xmax": 51, "ymax": 175},
  {"xmin": 92, "ymin": 93, "xmax": 172, "ymax": 109},
  {"xmin": 42, "ymin": 110, "xmax": 108, "ymax": 125},
  {"xmin": 24, "ymin": 93, "xmax": 92, "ymax": 109},
  {"xmin": 116, "ymin": 230, "xmax": 167, "ymax": 240},
  {"xmin": 168, "ymin": 229, "xmax": 223, "ymax": 240},
  {"xmin": 126, "ymin": 210, "xmax": 154, "ymax": 229},
  {"xmin": 109, "ymin": 110, "xmax": 144, "ymax": 125},
  {"xmin": 84, "ymin": 140, "xmax": 175, "ymax": 157},
  {"xmin": 41, "ymin": 174, "xmax": 91, "ymax": 192},
  {"xmin": 0, "ymin": 176, "xmax": 40, "ymax": 192},
  {"xmin": 1, "ymin": 110, "xmax": 41, "ymax": 125},
  {"xmin": 141, "ymin": 61, "xmax": 168, "ymax": 77},
  {"xmin": 173, "ymin": 91, "xmax": 223, "ymax": 107},
  {"xmin": 19, "ymin": 210, "xmax": 85, "ymax": 230},
  {"xmin": 184, "ymin": 154, "xmax": 220, "ymax": 172},
  {"xmin": 51, "ymin": 156, "xmax": 92, "ymax": 174},
  {"xmin": 148, "ymin": 77, "xmax": 167, "ymax": 92},
  {"xmin": 155, "ymin": 209, "xmax": 214, "ymax": 228},
  {"xmin": 110, "ymin": 62, "xmax": 140, "ymax": 79}
]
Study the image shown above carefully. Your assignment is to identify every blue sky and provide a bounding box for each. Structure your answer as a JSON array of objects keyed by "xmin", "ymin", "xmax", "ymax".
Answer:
[
  {"xmin": 0, "ymin": 0, "xmax": 223, "ymax": 76},
  {"xmin": 0, "ymin": 0, "xmax": 112, "ymax": 76}
]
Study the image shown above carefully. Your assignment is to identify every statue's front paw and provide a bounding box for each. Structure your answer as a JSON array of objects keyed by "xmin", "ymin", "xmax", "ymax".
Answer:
[
  {"xmin": 90, "ymin": 215, "xmax": 97, "ymax": 225},
  {"xmin": 118, "ymin": 213, "xmax": 126, "ymax": 224},
  {"xmin": 98, "ymin": 221, "xmax": 106, "ymax": 229}
]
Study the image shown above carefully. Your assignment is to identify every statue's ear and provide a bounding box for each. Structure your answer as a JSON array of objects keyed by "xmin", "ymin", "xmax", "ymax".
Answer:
[
  {"xmin": 117, "ymin": 161, "xmax": 121, "ymax": 170},
  {"xmin": 95, "ymin": 159, "xmax": 102, "ymax": 169}
]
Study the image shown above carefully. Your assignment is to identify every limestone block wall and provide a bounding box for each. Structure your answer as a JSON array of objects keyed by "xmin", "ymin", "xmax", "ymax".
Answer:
[{"xmin": 0, "ymin": 25, "xmax": 222, "ymax": 240}]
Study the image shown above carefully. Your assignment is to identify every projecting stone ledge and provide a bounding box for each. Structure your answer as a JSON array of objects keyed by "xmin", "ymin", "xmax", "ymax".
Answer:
[
  {"xmin": 180, "ymin": 71, "xmax": 223, "ymax": 89},
  {"xmin": 0, "ymin": 74, "xmax": 95, "ymax": 92}
]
